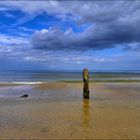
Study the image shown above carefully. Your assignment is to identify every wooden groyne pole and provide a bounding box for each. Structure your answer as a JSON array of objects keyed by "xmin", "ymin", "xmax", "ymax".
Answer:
[{"xmin": 83, "ymin": 68, "xmax": 89, "ymax": 99}]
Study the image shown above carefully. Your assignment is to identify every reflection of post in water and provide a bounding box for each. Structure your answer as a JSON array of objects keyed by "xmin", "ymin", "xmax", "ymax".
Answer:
[
  {"xmin": 83, "ymin": 68, "xmax": 89, "ymax": 99},
  {"xmin": 83, "ymin": 99, "xmax": 90, "ymax": 129}
]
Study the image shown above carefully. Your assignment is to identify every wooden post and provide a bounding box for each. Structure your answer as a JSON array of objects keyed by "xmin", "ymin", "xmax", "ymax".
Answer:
[{"xmin": 83, "ymin": 68, "xmax": 89, "ymax": 99}]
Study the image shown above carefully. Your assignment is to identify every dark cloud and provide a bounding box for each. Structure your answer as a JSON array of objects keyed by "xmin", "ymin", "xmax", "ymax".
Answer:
[
  {"xmin": 31, "ymin": 7, "xmax": 140, "ymax": 52},
  {"xmin": 30, "ymin": 1, "xmax": 140, "ymax": 51},
  {"xmin": 1, "ymin": 0, "xmax": 140, "ymax": 51}
]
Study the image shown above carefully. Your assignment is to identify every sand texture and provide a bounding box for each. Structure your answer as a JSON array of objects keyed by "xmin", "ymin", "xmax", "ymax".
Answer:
[{"xmin": 0, "ymin": 83, "xmax": 140, "ymax": 139}]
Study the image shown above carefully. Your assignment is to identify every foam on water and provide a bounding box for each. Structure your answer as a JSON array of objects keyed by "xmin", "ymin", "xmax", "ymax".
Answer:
[
  {"xmin": 10, "ymin": 82, "xmax": 44, "ymax": 85},
  {"xmin": 0, "ymin": 82, "xmax": 44, "ymax": 85}
]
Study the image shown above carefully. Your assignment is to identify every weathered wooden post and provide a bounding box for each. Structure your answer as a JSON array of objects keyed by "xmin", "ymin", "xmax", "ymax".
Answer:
[{"xmin": 83, "ymin": 68, "xmax": 89, "ymax": 99}]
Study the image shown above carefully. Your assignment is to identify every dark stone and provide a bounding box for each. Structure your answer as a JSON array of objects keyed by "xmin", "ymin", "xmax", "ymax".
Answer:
[{"xmin": 20, "ymin": 94, "xmax": 29, "ymax": 98}]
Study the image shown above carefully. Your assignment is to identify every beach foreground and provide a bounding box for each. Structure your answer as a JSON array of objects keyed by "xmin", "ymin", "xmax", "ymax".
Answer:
[{"xmin": 0, "ymin": 82, "xmax": 140, "ymax": 139}]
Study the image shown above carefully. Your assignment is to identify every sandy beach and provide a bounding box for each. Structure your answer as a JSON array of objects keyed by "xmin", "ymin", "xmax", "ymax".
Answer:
[
  {"xmin": 0, "ymin": 82, "xmax": 140, "ymax": 139},
  {"xmin": 1, "ymin": 0, "xmax": 140, "ymax": 139}
]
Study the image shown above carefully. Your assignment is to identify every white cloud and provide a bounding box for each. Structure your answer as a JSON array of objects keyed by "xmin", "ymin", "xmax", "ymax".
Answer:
[
  {"xmin": 0, "ymin": 46, "xmax": 12, "ymax": 53},
  {"xmin": 0, "ymin": 33, "xmax": 29, "ymax": 47},
  {"xmin": 18, "ymin": 27, "xmax": 35, "ymax": 32},
  {"xmin": 0, "ymin": 1, "xmax": 139, "ymax": 23},
  {"xmin": 23, "ymin": 56, "xmax": 47, "ymax": 62},
  {"xmin": 0, "ymin": 1, "xmax": 66, "ymax": 15},
  {"xmin": 0, "ymin": 7, "xmax": 9, "ymax": 11}
]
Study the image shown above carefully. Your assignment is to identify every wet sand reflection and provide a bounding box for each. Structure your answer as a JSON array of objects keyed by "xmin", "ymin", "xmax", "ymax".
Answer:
[{"xmin": 82, "ymin": 99, "xmax": 90, "ymax": 135}]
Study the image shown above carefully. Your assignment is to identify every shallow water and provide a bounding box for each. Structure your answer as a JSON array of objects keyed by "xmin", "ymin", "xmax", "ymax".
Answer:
[{"xmin": 0, "ymin": 83, "xmax": 140, "ymax": 139}]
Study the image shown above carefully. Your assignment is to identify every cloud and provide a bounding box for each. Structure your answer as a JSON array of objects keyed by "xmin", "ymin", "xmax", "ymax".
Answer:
[
  {"xmin": 1, "ymin": 1, "xmax": 140, "ymax": 22},
  {"xmin": 1, "ymin": 1, "xmax": 140, "ymax": 70},
  {"xmin": 0, "ymin": 1, "xmax": 140, "ymax": 51},
  {"xmin": 0, "ymin": 33, "xmax": 29, "ymax": 48},
  {"xmin": 1, "ymin": 11, "xmax": 16, "ymax": 18},
  {"xmin": 0, "ymin": 1, "xmax": 67, "ymax": 15},
  {"xmin": 31, "ymin": 15, "xmax": 140, "ymax": 51},
  {"xmin": 31, "ymin": 28, "xmax": 85, "ymax": 51},
  {"xmin": 0, "ymin": 42, "xmax": 140, "ymax": 70},
  {"xmin": 18, "ymin": 27, "xmax": 35, "ymax": 32},
  {"xmin": 10, "ymin": 1, "xmax": 135, "ymax": 51}
]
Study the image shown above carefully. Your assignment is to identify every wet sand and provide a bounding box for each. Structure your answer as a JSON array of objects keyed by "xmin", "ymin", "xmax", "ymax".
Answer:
[{"xmin": 0, "ymin": 82, "xmax": 140, "ymax": 139}]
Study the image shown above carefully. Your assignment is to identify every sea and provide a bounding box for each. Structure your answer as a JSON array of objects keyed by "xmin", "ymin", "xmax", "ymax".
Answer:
[{"xmin": 0, "ymin": 70, "xmax": 140, "ymax": 84}]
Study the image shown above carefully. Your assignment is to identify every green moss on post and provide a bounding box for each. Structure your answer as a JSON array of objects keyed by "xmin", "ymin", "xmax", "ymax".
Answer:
[{"xmin": 83, "ymin": 68, "xmax": 89, "ymax": 99}]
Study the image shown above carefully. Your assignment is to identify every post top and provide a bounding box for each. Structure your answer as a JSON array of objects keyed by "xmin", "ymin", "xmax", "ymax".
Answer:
[{"xmin": 83, "ymin": 68, "xmax": 89, "ymax": 74}]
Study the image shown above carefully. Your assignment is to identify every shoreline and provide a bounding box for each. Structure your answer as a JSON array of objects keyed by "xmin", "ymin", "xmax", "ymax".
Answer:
[{"xmin": 0, "ymin": 79, "xmax": 140, "ymax": 86}]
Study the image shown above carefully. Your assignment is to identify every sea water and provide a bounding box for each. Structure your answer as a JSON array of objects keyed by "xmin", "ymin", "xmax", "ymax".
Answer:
[{"xmin": 0, "ymin": 70, "xmax": 140, "ymax": 83}]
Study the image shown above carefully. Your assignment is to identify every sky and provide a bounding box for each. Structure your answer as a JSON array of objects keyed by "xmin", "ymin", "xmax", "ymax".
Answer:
[{"xmin": 0, "ymin": 0, "xmax": 140, "ymax": 70}]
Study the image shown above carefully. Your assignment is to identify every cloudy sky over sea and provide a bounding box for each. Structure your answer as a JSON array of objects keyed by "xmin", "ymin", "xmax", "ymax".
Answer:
[{"xmin": 0, "ymin": 0, "xmax": 140, "ymax": 70}]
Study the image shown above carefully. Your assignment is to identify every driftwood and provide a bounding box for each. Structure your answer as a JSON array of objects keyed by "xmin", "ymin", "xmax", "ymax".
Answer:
[{"xmin": 83, "ymin": 68, "xmax": 89, "ymax": 99}]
